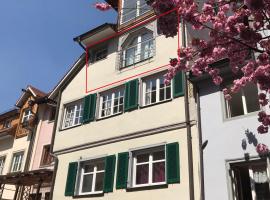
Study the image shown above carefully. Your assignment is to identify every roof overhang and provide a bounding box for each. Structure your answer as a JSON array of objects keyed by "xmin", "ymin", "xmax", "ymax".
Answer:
[
  {"xmin": 0, "ymin": 108, "xmax": 19, "ymax": 121},
  {"xmin": 73, "ymin": 23, "xmax": 117, "ymax": 49}
]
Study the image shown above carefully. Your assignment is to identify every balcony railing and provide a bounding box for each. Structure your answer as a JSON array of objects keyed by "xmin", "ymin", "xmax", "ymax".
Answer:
[{"xmin": 117, "ymin": 37, "xmax": 156, "ymax": 70}]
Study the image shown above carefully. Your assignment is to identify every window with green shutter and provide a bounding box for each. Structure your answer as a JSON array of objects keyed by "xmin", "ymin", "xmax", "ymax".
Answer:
[
  {"xmin": 166, "ymin": 142, "xmax": 180, "ymax": 184},
  {"xmin": 124, "ymin": 79, "xmax": 139, "ymax": 112},
  {"xmin": 173, "ymin": 71, "xmax": 184, "ymax": 98},
  {"xmin": 116, "ymin": 152, "xmax": 129, "ymax": 189},
  {"xmin": 104, "ymin": 155, "xmax": 116, "ymax": 193},
  {"xmin": 65, "ymin": 162, "xmax": 78, "ymax": 196},
  {"xmin": 83, "ymin": 93, "xmax": 97, "ymax": 123}
]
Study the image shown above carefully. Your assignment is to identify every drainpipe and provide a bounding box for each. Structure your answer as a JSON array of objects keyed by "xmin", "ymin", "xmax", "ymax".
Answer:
[
  {"xmin": 182, "ymin": 20, "xmax": 195, "ymax": 200},
  {"xmin": 196, "ymin": 86, "xmax": 205, "ymax": 200},
  {"xmin": 49, "ymin": 90, "xmax": 62, "ymax": 200}
]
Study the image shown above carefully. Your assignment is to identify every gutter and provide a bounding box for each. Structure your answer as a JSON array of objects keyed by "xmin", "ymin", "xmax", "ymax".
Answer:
[
  {"xmin": 182, "ymin": 20, "xmax": 195, "ymax": 200},
  {"xmin": 196, "ymin": 86, "xmax": 205, "ymax": 200},
  {"xmin": 49, "ymin": 90, "xmax": 62, "ymax": 200},
  {"xmin": 74, "ymin": 37, "xmax": 86, "ymax": 51}
]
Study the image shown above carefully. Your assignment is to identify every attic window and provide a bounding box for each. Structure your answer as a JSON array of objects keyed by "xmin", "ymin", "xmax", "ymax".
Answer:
[
  {"xmin": 94, "ymin": 48, "xmax": 108, "ymax": 62},
  {"xmin": 22, "ymin": 109, "xmax": 33, "ymax": 123}
]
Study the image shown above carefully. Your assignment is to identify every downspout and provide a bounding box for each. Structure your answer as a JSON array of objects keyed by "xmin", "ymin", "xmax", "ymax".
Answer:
[
  {"xmin": 182, "ymin": 20, "xmax": 195, "ymax": 200},
  {"xmin": 49, "ymin": 90, "xmax": 62, "ymax": 200},
  {"xmin": 196, "ymin": 86, "xmax": 205, "ymax": 200}
]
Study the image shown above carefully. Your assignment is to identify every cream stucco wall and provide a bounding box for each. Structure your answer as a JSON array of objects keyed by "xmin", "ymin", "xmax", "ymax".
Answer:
[
  {"xmin": 52, "ymin": 19, "xmax": 201, "ymax": 200},
  {"xmin": 54, "ymin": 128, "xmax": 196, "ymax": 200}
]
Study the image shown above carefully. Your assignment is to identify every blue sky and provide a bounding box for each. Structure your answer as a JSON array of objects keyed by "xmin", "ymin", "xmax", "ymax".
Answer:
[{"xmin": 0, "ymin": 0, "xmax": 116, "ymax": 112}]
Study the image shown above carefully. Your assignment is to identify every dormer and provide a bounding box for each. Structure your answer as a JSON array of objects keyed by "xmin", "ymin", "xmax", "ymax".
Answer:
[{"xmin": 0, "ymin": 109, "xmax": 19, "ymax": 139}]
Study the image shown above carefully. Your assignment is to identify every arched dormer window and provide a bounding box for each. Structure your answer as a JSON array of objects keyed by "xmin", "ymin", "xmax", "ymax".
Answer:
[{"xmin": 121, "ymin": 30, "xmax": 154, "ymax": 68}]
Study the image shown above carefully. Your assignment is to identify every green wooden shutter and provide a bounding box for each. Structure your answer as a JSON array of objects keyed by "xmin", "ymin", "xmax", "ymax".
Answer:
[
  {"xmin": 166, "ymin": 142, "xmax": 180, "ymax": 184},
  {"xmin": 116, "ymin": 152, "xmax": 129, "ymax": 189},
  {"xmin": 83, "ymin": 93, "xmax": 97, "ymax": 123},
  {"xmin": 124, "ymin": 79, "xmax": 139, "ymax": 112},
  {"xmin": 103, "ymin": 155, "xmax": 116, "ymax": 193},
  {"xmin": 173, "ymin": 71, "xmax": 184, "ymax": 98},
  {"xmin": 65, "ymin": 162, "xmax": 78, "ymax": 196}
]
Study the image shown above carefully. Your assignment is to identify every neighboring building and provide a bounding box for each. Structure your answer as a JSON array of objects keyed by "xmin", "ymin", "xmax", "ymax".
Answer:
[
  {"xmin": 49, "ymin": 0, "xmax": 201, "ymax": 200},
  {"xmin": 190, "ymin": 59, "xmax": 270, "ymax": 200},
  {"xmin": 0, "ymin": 86, "xmax": 54, "ymax": 200}
]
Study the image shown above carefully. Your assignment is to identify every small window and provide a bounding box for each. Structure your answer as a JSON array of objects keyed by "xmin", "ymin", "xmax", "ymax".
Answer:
[
  {"xmin": 142, "ymin": 73, "xmax": 172, "ymax": 106},
  {"xmin": 121, "ymin": 31, "xmax": 154, "ymax": 68},
  {"xmin": 10, "ymin": 151, "xmax": 24, "ymax": 173},
  {"xmin": 229, "ymin": 160, "xmax": 270, "ymax": 199},
  {"xmin": 225, "ymin": 83, "xmax": 260, "ymax": 118},
  {"xmin": 40, "ymin": 145, "xmax": 53, "ymax": 167},
  {"xmin": 121, "ymin": 0, "xmax": 151, "ymax": 23},
  {"xmin": 22, "ymin": 109, "xmax": 33, "ymax": 123},
  {"xmin": 49, "ymin": 107, "xmax": 56, "ymax": 121},
  {"xmin": 78, "ymin": 158, "xmax": 105, "ymax": 195},
  {"xmin": 3, "ymin": 119, "xmax": 11, "ymax": 129},
  {"xmin": 131, "ymin": 146, "xmax": 166, "ymax": 187},
  {"xmin": 62, "ymin": 100, "xmax": 83, "ymax": 129},
  {"xmin": 45, "ymin": 192, "xmax": 50, "ymax": 200},
  {"xmin": 99, "ymin": 87, "xmax": 124, "ymax": 118},
  {"xmin": 0, "ymin": 156, "xmax": 6, "ymax": 175},
  {"xmin": 94, "ymin": 48, "xmax": 108, "ymax": 62}
]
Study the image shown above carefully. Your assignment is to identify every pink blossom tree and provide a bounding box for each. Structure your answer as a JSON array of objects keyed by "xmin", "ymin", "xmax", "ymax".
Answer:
[{"xmin": 95, "ymin": 0, "xmax": 270, "ymax": 155}]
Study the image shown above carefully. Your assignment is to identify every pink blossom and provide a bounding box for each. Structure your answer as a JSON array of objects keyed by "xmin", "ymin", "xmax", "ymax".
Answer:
[
  {"xmin": 256, "ymin": 143, "xmax": 269, "ymax": 155},
  {"xmin": 257, "ymin": 125, "xmax": 268, "ymax": 134},
  {"xmin": 94, "ymin": 3, "xmax": 112, "ymax": 11}
]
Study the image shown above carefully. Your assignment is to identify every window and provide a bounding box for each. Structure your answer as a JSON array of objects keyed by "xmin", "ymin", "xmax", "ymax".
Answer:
[
  {"xmin": 49, "ymin": 107, "xmax": 56, "ymax": 121},
  {"xmin": 22, "ymin": 109, "xmax": 33, "ymax": 123},
  {"xmin": 229, "ymin": 160, "xmax": 270, "ymax": 200},
  {"xmin": 225, "ymin": 83, "xmax": 260, "ymax": 118},
  {"xmin": 62, "ymin": 100, "xmax": 83, "ymax": 129},
  {"xmin": 0, "ymin": 156, "xmax": 6, "ymax": 175},
  {"xmin": 131, "ymin": 146, "xmax": 166, "ymax": 187},
  {"xmin": 10, "ymin": 151, "xmax": 24, "ymax": 172},
  {"xmin": 121, "ymin": 0, "xmax": 151, "ymax": 23},
  {"xmin": 122, "ymin": 31, "xmax": 154, "ymax": 68},
  {"xmin": 94, "ymin": 48, "xmax": 108, "ymax": 62},
  {"xmin": 99, "ymin": 87, "xmax": 124, "ymax": 118},
  {"xmin": 142, "ymin": 73, "xmax": 172, "ymax": 106},
  {"xmin": 45, "ymin": 192, "xmax": 50, "ymax": 200},
  {"xmin": 78, "ymin": 159, "xmax": 105, "ymax": 195},
  {"xmin": 40, "ymin": 145, "xmax": 53, "ymax": 167},
  {"xmin": 3, "ymin": 119, "xmax": 11, "ymax": 129}
]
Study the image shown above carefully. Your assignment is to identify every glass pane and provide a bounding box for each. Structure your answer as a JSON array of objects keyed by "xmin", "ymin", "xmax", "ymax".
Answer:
[
  {"xmin": 152, "ymin": 162, "xmax": 165, "ymax": 183},
  {"xmin": 82, "ymin": 174, "xmax": 93, "ymax": 193},
  {"xmin": 153, "ymin": 151, "xmax": 165, "ymax": 161},
  {"xmin": 136, "ymin": 164, "xmax": 149, "ymax": 185},
  {"xmin": 95, "ymin": 172, "xmax": 104, "ymax": 192},
  {"xmin": 243, "ymin": 83, "xmax": 260, "ymax": 113},
  {"xmin": 151, "ymin": 91, "xmax": 156, "ymax": 103},
  {"xmin": 166, "ymin": 87, "xmax": 171, "ymax": 99},
  {"xmin": 160, "ymin": 88, "xmax": 165, "ymax": 101},
  {"xmin": 137, "ymin": 154, "xmax": 149, "ymax": 163},
  {"xmin": 84, "ymin": 164, "xmax": 94, "ymax": 173},
  {"xmin": 227, "ymin": 91, "xmax": 244, "ymax": 117},
  {"xmin": 96, "ymin": 162, "xmax": 105, "ymax": 171}
]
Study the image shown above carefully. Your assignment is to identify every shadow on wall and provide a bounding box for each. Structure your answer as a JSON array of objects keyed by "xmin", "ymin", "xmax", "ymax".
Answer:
[{"xmin": 0, "ymin": 137, "xmax": 14, "ymax": 151}]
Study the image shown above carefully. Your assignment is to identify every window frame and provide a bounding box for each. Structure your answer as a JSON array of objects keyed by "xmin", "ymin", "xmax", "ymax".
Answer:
[
  {"xmin": 76, "ymin": 158, "xmax": 105, "ymax": 196},
  {"xmin": 98, "ymin": 87, "xmax": 125, "ymax": 119},
  {"xmin": 10, "ymin": 151, "xmax": 24, "ymax": 173},
  {"xmin": 121, "ymin": 0, "xmax": 151, "ymax": 24},
  {"xmin": 40, "ymin": 144, "xmax": 53, "ymax": 167},
  {"xmin": 61, "ymin": 99, "xmax": 84, "ymax": 130},
  {"xmin": 129, "ymin": 144, "xmax": 167, "ymax": 188},
  {"xmin": 223, "ymin": 83, "xmax": 260, "ymax": 119},
  {"xmin": 22, "ymin": 108, "xmax": 33, "ymax": 123},
  {"xmin": 121, "ymin": 31, "xmax": 155, "ymax": 69},
  {"xmin": 141, "ymin": 73, "xmax": 173, "ymax": 107},
  {"xmin": 94, "ymin": 48, "xmax": 108, "ymax": 62},
  {"xmin": 0, "ymin": 156, "xmax": 6, "ymax": 175}
]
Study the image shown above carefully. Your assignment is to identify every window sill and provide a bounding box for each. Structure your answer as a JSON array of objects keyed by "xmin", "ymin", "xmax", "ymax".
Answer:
[
  {"xmin": 120, "ymin": 56, "xmax": 154, "ymax": 71},
  {"xmin": 140, "ymin": 98, "xmax": 173, "ymax": 109},
  {"xmin": 127, "ymin": 183, "xmax": 168, "ymax": 192},
  {"xmin": 59, "ymin": 124, "xmax": 82, "ymax": 132},
  {"xmin": 96, "ymin": 112, "xmax": 123, "ymax": 121},
  {"xmin": 73, "ymin": 192, "xmax": 104, "ymax": 198},
  {"xmin": 223, "ymin": 110, "xmax": 260, "ymax": 122}
]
